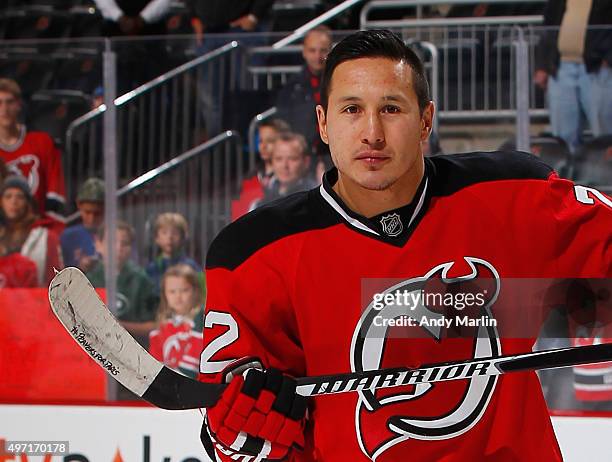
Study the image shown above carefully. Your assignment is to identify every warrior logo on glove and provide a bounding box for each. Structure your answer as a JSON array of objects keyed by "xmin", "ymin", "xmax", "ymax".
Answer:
[{"xmin": 352, "ymin": 258, "xmax": 501, "ymax": 460}]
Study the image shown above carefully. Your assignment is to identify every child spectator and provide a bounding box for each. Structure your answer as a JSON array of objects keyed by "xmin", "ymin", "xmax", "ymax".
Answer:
[
  {"xmin": 148, "ymin": 264, "xmax": 205, "ymax": 379},
  {"xmin": 0, "ymin": 175, "xmax": 62, "ymax": 286},
  {"xmin": 60, "ymin": 177, "xmax": 105, "ymax": 271},
  {"xmin": 87, "ymin": 221, "xmax": 158, "ymax": 347},
  {"xmin": 146, "ymin": 212, "xmax": 202, "ymax": 295},
  {"xmin": 257, "ymin": 119, "xmax": 290, "ymax": 189},
  {"xmin": 0, "ymin": 78, "xmax": 66, "ymax": 233}
]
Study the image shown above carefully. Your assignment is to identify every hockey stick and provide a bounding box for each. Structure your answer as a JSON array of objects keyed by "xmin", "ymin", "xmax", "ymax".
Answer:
[{"xmin": 49, "ymin": 267, "xmax": 612, "ymax": 410}]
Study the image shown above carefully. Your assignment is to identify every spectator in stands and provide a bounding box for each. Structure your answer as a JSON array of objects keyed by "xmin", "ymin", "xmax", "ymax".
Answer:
[
  {"xmin": 535, "ymin": 0, "xmax": 612, "ymax": 153},
  {"xmin": 190, "ymin": 0, "xmax": 274, "ymax": 137},
  {"xmin": 146, "ymin": 212, "xmax": 202, "ymax": 295},
  {"xmin": 190, "ymin": 0, "xmax": 273, "ymax": 42},
  {"xmin": 60, "ymin": 177, "xmax": 105, "ymax": 271},
  {"xmin": 91, "ymin": 86, "xmax": 104, "ymax": 110},
  {"xmin": 0, "ymin": 175, "xmax": 62, "ymax": 286},
  {"xmin": 0, "ymin": 78, "xmax": 66, "ymax": 233},
  {"xmin": 257, "ymin": 132, "xmax": 317, "ymax": 207},
  {"xmin": 257, "ymin": 118, "xmax": 290, "ymax": 189},
  {"xmin": 276, "ymin": 26, "xmax": 333, "ymax": 156},
  {"xmin": 149, "ymin": 264, "xmax": 204, "ymax": 379},
  {"xmin": 88, "ymin": 220, "xmax": 158, "ymax": 346},
  {"xmin": 93, "ymin": 0, "xmax": 173, "ymax": 92},
  {"xmin": 93, "ymin": 0, "xmax": 172, "ymax": 36}
]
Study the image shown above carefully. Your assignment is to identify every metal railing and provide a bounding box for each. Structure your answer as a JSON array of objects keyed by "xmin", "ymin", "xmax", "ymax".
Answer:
[
  {"xmin": 273, "ymin": 0, "xmax": 366, "ymax": 49},
  {"xmin": 360, "ymin": 0, "xmax": 545, "ymax": 30},
  {"xmin": 118, "ymin": 131, "xmax": 244, "ymax": 265},
  {"xmin": 358, "ymin": 0, "xmax": 549, "ymax": 125},
  {"xmin": 64, "ymin": 40, "xmax": 241, "ymax": 213}
]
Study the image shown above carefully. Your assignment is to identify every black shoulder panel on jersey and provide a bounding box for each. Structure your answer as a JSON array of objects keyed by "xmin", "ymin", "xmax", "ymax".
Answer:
[
  {"xmin": 427, "ymin": 151, "xmax": 554, "ymax": 197},
  {"xmin": 206, "ymin": 188, "xmax": 341, "ymax": 270}
]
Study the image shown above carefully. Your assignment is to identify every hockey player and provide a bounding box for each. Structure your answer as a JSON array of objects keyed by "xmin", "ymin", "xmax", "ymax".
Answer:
[{"xmin": 199, "ymin": 30, "xmax": 612, "ymax": 461}]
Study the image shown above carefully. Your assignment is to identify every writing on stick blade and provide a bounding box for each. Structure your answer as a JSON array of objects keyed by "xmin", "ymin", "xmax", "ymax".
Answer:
[{"xmin": 48, "ymin": 267, "xmax": 224, "ymax": 409}]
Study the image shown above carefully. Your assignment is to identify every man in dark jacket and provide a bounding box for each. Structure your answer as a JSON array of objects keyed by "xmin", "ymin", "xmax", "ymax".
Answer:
[
  {"xmin": 190, "ymin": 0, "xmax": 274, "ymax": 136},
  {"xmin": 276, "ymin": 26, "xmax": 333, "ymax": 156},
  {"xmin": 534, "ymin": 0, "xmax": 612, "ymax": 152},
  {"xmin": 190, "ymin": 0, "xmax": 273, "ymax": 36}
]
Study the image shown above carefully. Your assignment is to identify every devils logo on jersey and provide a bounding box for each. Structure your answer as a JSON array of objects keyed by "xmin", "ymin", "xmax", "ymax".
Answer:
[
  {"xmin": 351, "ymin": 257, "xmax": 501, "ymax": 460},
  {"xmin": 7, "ymin": 154, "xmax": 40, "ymax": 195}
]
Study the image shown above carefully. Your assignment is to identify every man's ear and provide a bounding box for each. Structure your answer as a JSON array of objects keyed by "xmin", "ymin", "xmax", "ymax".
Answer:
[
  {"xmin": 316, "ymin": 105, "xmax": 329, "ymax": 145},
  {"xmin": 420, "ymin": 101, "xmax": 435, "ymax": 142}
]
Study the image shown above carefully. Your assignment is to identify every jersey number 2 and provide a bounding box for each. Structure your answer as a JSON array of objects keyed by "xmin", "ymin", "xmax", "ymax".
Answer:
[
  {"xmin": 574, "ymin": 185, "xmax": 612, "ymax": 209},
  {"xmin": 200, "ymin": 311, "xmax": 239, "ymax": 374}
]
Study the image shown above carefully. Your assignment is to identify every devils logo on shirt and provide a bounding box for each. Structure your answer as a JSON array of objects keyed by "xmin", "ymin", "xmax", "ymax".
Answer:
[
  {"xmin": 351, "ymin": 257, "xmax": 501, "ymax": 460},
  {"xmin": 7, "ymin": 154, "xmax": 40, "ymax": 195}
]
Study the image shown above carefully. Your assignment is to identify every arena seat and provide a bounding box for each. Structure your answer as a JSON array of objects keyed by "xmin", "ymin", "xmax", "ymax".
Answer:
[
  {"xmin": 1, "ymin": 5, "xmax": 71, "ymax": 40},
  {"xmin": 0, "ymin": 49, "xmax": 54, "ymax": 98},
  {"xmin": 26, "ymin": 89, "xmax": 92, "ymax": 147},
  {"xmin": 51, "ymin": 47, "xmax": 102, "ymax": 94}
]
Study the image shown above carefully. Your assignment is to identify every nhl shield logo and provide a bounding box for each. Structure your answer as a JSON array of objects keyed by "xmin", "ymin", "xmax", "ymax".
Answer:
[{"xmin": 380, "ymin": 213, "xmax": 403, "ymax": 237}]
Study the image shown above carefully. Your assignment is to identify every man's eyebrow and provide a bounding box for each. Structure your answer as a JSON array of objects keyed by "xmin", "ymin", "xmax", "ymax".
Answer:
[
  {"xmin": 382, "ymin": 94, "xmax": 407, "ymax": 102},
  {"xmin": 337, "ymin": 96, "xmax": 362, "ymax": 103},
  {"xmin": 335, "ymin": 95, "xmax": 408, "ymax": 103}
]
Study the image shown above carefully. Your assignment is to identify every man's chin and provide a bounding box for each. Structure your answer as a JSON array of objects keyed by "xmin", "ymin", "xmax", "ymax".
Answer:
[{"xmin": 354, "ymin": 173, "xmax": 396, "ymax": 191}]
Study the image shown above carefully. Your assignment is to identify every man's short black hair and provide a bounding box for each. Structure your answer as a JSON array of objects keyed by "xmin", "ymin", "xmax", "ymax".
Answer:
[{"xmin": 320, "ymin": 29, "xmax": 430, "ymax": 114}]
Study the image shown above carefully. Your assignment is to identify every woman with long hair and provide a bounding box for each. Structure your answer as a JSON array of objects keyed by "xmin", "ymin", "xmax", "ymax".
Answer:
[{"xmin": 0, "ymin": 175, "xmax": 62, "ymax": 286}]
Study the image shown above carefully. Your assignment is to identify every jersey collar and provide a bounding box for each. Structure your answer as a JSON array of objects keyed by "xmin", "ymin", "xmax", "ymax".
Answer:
[{"xmin": 319, "ymin": 165, "xmax": 430, "ymax": 246}]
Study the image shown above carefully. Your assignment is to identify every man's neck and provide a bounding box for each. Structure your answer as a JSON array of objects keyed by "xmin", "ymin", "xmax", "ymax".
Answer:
[
  {"xmin": 333, "ymin": 159, "xmax": 425, "ymax": 218},
  {"xmin": 0, "ymin": 123, "xmax": 21, "ymax": 146}
]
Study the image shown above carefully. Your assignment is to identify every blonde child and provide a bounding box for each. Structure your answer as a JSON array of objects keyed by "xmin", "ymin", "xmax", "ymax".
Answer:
[
  {"xmin": 148, "ymin": 264, "xmax": 205, "ymax": 378},
  {"xmin": 145, "ymin": 212, "xmax": 202, "ymax": 295}
]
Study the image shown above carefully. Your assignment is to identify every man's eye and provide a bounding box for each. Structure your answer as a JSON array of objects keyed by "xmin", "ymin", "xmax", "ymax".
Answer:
[
  {"xmin": 343, "ymin": 105, "xmax": 359, "ymax": 114},
  {"xmin": 383, "ymin": 105, "xmax": 400, "ymax": 113}
]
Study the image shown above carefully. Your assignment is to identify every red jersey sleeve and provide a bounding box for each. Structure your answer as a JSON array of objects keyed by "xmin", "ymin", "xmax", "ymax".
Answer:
[
  {"xmin": 199, "ymin": 233, "xmax": 308, "ymax": 461},
  {"xmin": 199, "ymin": 258, "xmax": 305, "ymax": 383},
  {"xmin": 548, "ymin": 175, "xmax": 612, "ymax": 277}
]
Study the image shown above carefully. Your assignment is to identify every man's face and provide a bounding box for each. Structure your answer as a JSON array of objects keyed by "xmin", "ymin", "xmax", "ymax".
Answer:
[
  {"xmin": 78, "ymin": 201, "xmax": 104, "ymax": 230},
  {"xmin": 0, "ymin": 91, "xmax": 21, "ymax": 130},
  {"xmin": 96, "ymin": 228, "xmax": 132, "ymax": 268},
  {"xmin": 272, "ymin": 140, "xmax": 310, "ymax": 187},
  {"xmin": 258, "ymin": 125, "xmax": 278, "ymax": 162},
  {"xmin": 155, "ymin": 225, "xmax": 183, "ymax": 257},
  {"xmin": 302, "ymin": 31, "xmax": 332, "ymax": 75},
  {"xmin": 1, "ymin": 187, "xmax": 29, "ymax": 221},
  {"xmin": 316, "ymin": 57, "xmax": 434, "ymax": 192}
]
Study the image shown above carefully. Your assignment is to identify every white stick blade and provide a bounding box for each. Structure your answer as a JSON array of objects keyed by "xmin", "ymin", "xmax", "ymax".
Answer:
[{"xmin": 48, "ymin": 267, "xmax": 163, "ymax": 397}]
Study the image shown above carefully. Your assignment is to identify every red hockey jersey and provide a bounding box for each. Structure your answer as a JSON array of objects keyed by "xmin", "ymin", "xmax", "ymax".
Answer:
[
  {"xmin": 200, "ymin": 152, "xmax": 612, "ymax": 461},
  {"xmin": 149, "ymin": 312, "xmax": 204, "ymax": 378},
  {"xmin": 0, "ymin": 127, "xmax": 66, "ymax": 229}
]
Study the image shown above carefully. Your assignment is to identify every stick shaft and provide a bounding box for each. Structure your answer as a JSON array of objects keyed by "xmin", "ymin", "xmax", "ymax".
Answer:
[{"xmin": 296, "ymin": 343, "xmax": 612, "ymax": 397}]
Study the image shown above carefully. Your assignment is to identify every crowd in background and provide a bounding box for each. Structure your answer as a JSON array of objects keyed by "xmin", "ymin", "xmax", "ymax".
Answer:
[{"xmin": 0, "ymin": 0, "xmax": 611, "ymax": 408}]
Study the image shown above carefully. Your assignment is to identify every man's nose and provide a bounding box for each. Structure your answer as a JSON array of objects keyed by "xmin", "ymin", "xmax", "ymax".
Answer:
[{"xmin": 361, "ymin": 111, "xmax": 385, "ymax": 147}]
